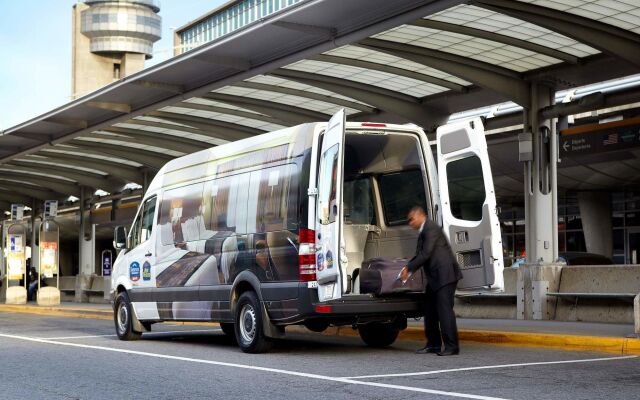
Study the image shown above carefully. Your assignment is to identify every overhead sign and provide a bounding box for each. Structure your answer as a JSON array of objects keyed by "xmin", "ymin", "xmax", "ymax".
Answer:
[
  {"xmin": 44, "ymin": 200, "xmax": 58, "ymax": 218},
  {"xmin": 560, "ymin": 117, "xmax": 640, "ymax": 157},
  {"xmin": 11, "ymin": 204, "xmax": 24, "ymax": 222}
]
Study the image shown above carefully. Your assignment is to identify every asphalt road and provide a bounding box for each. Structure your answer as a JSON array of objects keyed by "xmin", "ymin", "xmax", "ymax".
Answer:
[{"xmin": 0, "ymin": 312, "xmax": 638, "ymax": 400}]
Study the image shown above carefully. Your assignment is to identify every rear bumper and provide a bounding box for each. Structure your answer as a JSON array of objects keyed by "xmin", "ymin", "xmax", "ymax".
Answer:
[{"xmin": 263, "ymin": 281, "xmax": 422, "ymax": 325}]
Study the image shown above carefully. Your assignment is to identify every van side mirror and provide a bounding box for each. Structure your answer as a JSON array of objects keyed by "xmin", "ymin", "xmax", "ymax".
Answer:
[{"xmin": 114, "ymin": 226, "xmax": 128, "ymax": 250}]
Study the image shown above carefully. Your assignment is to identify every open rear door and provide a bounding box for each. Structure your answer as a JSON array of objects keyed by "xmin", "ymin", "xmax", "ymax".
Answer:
[
  {"xmin": 315, "ymin": 109, "xmax": 346, "ymax": 301},
  {"xmin": 437, "ymin": 117, "xmax": 504, "ymax": 290}
]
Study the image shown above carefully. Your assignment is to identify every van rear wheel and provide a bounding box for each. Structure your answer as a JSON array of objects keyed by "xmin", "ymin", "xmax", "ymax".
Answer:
[
  {"xmin": 234, "ymin": 292, "xmax": 273, "ymax": 353},
  {"xmin": 358, "ymin": 322, "xmax": 400, "ymax": 348},
  {"xmin": 114, "ymin": 292, "xmax": 142, "ymax": 341}
]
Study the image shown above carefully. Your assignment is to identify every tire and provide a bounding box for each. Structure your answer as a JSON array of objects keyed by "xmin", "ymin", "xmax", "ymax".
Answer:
[
  {"xmin": 358, "ymin": 322, "xmax": 400, "ymax": 348},
  {"xmin": 114, "ymin": 292, "xmax": 142, "ymax": 341},
  {"xmin": 219, "ymin": 322, "xmax": 235, "ymax": 337},
  {"xmin": 234, "ymin": 291, "xmax": 273, "ymax": 353}
]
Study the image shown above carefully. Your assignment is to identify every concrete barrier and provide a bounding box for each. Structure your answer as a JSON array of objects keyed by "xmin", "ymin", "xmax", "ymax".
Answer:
[
  {"xmin": 455, "ymin": 268, "xmax": 518, "ymax": 319},
  {"xmin": 553, "ymin": 265, "xmax": 640, "ymax": 324}
]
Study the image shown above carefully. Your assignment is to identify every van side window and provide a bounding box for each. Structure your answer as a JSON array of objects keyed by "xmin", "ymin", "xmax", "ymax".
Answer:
[
  {"xmin": 248, "ymin": 164, "xmax": 295, "ymax": 232},
  {"xmin": 129, "ymin": 213, "xmax": 143, "ymax": 248},
  {"xmin": 446, "ymin": 155, "xmax": 485, "ymax": 221},
  {"xmin": 318, "ymin": 144, "xmax": 339, "ymax": 225},
  {"xmin": 140, "ymin": 196, "xmax": 157, "ymax": 243},
  {"xmin": 158, "ymin": 183, "xmax": 204, "ymax": 245},
  {"xmin": 378, "ymin": 170, "xmax": 428, "ymax": 226}
]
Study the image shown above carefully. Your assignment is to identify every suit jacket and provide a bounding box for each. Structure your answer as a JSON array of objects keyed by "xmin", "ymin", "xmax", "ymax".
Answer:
[{"xmin": 407, "ymin": 220, "xmax": 463, "ymax": 291}]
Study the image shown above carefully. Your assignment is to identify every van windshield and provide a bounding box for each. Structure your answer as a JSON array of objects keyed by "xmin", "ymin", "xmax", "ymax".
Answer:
[{"xmin": 378, "ymin": 170, "xmax": 427, "ymax": 226}]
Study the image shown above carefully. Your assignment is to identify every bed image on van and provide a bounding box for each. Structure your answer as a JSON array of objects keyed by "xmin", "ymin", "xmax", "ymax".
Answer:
[{"xmin": 110, "ymin": 109, "xmax": 502, "ymax": 353}]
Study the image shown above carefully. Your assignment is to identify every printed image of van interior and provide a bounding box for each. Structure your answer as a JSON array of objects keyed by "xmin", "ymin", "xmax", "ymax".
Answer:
[{"xmin": 111, "ymin": 110, "xmax": 503, "ymax": 353}]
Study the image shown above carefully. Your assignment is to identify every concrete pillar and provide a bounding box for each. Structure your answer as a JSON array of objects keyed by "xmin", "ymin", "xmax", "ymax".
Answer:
[
  {"xmin": 76, "ymin": 187, "xmax": 95, "ymax": 302},
  {"xmin": 524, "ymin": 83, "xmax": 556, "ymax": 264},
  {"xmin": 518, "ymin": 83, "xmax": 563, "ymax": 320},
  {"xmin": 578, "ymin": 191, "xmax": 613, "ymax": 257}
]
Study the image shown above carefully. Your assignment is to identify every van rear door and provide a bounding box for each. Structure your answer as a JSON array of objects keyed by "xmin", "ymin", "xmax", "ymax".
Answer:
[
  {"xmin": 315, "ymin": 109, "xmax": 346, "ymax": 301},
  {"xmin": 436, "ymin": 118, "xmax": 504, "ymax": 290}
]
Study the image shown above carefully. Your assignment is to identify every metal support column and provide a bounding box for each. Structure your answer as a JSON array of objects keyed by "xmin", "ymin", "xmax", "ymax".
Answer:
[{"xmin": 518, "ymin": 82, "xmax": 562, "ymax": 320}]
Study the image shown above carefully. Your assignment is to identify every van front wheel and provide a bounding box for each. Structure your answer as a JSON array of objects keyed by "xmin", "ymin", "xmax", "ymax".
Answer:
[
  {"xmin": 358, "ymin": 322, "xmax": 399, "ymax": 348},
  {"xmin": 114, "ymin": 292, "xmax": 142, "ymax": 341},
  {"xmin": 234, "ymin": 292, "xmax": 273, "ymax": 353}
]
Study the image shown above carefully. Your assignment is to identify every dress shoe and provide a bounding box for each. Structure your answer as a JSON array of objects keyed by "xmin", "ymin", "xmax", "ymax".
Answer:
[
  {"xmin": 436, "ymin": 348, "xmax": 460, "ymax": 356},
  {"xmin": 415, "ymin": 346, "xmax": 440, "ymax": 354}
]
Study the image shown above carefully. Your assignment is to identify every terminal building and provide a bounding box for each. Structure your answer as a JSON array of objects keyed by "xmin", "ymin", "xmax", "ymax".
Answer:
[{"xmin": 1, "ymin": 0, "xmax": 639, "ymax": 322}]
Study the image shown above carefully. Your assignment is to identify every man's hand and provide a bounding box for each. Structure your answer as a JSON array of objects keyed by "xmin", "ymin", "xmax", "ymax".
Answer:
[{"xmin": 400, "ymin": 266, "xmax": 410, "ymax": 282}]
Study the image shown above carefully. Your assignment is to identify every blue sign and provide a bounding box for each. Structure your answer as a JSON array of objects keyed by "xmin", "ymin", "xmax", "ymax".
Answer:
[
  {"xmin": 130, "ymin": 261, "xmax": 140, "ymax": 282},
  {"xmin": 142, "ymin": 261, "xmax": 151, "ymax": 281},
  {"xmin": 317, "ymin": 252, "xmax": 325, "ymax": 272},
  {"xmin": 325, "ymin": 250, "xmax": 334, "ymax": 269},
  {"xmin": 102, "ymin": 251, "xmax": 112, "ymax": 277}
]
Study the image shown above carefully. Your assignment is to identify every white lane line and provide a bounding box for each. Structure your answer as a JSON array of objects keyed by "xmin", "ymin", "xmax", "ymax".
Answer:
[
  {"xmin": 43, "ymin": 334, "xmax": 117, "ymax": 340},
  {"xmin": 346, "ymin": 355, "xmax": 639, "ymax": 379},
  {"xmin": 40, "ymin": 329, "xmax": 221, "ymax": 340},
  {"xmin": 0, "ymin": 332, "xmax": 509, "ymax": 400}
]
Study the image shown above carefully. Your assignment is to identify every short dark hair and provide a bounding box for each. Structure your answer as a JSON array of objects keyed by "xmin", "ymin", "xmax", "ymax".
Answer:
[{"xmin": 409, "ymin": 206, "xmax": 426, "ymax": 216}]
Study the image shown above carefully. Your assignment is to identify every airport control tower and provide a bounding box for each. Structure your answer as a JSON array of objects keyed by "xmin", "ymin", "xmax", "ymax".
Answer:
[{"xmin": 72, "ymin": 0, "xmax": 161, "ymax": 99}]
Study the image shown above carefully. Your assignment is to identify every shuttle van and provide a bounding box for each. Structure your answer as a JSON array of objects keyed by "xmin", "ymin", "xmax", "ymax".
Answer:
[{"xmin": 111, "ymin": 110, "xmax": 502, "ymax": 353}]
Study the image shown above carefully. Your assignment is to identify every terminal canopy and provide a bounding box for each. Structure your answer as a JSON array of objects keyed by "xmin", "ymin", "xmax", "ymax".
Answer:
[{"xmin": 2, "ymin": 0, "xmax": 640, "ymax": 211}]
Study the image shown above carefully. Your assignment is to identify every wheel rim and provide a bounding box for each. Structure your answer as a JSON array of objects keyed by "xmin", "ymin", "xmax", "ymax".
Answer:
[
  {"xmin": 117, "ymin": 302, "xmax": 129, "ymax": 334},
  {"xmin": 239, "ymin": 303, "xmax": 257, "ymax": 344}
]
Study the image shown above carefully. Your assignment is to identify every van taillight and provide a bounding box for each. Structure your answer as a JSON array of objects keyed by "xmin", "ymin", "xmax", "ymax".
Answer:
[
  {"xmin": 298, "ymin": 228, "xmax": 316, "ymax": 282},
  {"xmin": 361, "ymin": 123, "xmax": 386, "ymax": 127}
]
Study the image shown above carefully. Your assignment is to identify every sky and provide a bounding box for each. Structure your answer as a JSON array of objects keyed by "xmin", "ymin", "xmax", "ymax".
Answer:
[{"xmin": 0, "ymin": 0, "xmax": 227, "ymax": 130}]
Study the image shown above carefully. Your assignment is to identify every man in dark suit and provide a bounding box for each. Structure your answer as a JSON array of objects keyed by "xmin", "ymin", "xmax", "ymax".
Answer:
[{"xmin": 400, "ymin": 206, "xmax": 463, "ymax": 356}]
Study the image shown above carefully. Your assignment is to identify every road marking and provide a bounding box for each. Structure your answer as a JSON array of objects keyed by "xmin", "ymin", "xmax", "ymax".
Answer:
[
  {"xmin": 42, "ymin": 329, "xmax": 221, "ymax": 340},
  {"xmin": 43, "ymin": 334, "xmax": 117, "ymax": 340},
  {"xmin": 0, "ymin": 332, "xmax": 509, "ymax": 400},
  {"xmin": 346, "ymin": 355, "xmax": 639, "ymax": 379}
]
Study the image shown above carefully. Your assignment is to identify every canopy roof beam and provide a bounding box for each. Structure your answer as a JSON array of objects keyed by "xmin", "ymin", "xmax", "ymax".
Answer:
[
  {"xmin": 202, "ymin": 93, "xmax": 329, "ymax": 124},
  {"xmin": 271, "ymin": 68, "xmax": 449, "ymax": 128},
  {"xmin": 1, "ymin": 163, "xmax": 123, "ymax": 193},
  {"xmin": 311, "ymin": 53, "xmax": 468, "ymax": 91},
  {"xmin": 410, "ymin": 19, "xmax": 579, "ymax": 64},
  {"xmin": 233, "ymin": 80, "xmax": 378, "ymax": 112},
  {"xmin": 474, "ymin": 0, "xmax": 640, "ymax": 68},
  {"xmin": 358, "ymin": 38, "xmax": 531, "ymax": 107},
  {"xmin": 0, "ymin": 174, "xmax": 80, "ymax": 197},
  {"xmin": 20, "ymin": 154, "xmax": 144, "ymax": 184},
  {"xmin": 147, "ymin": 111, "xmax": 262, "ymax": 140},
  {"xmin": 174, "ymin": 101, "xmax": 290, "ymax": 126},
  {"xmin": 100, "ymin": 128, "xmax": 209, "ymax": 154}
]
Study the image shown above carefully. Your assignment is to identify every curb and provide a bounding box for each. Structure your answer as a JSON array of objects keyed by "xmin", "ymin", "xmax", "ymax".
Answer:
[{"xmin": 2, "ymin": 305, "xmax": 639, "ymax": 355}]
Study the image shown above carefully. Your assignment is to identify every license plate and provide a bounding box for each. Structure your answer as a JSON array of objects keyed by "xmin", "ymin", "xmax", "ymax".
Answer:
[{"xmin": 320, "ymin": 283, "xmax": 335, "ymax": 301}]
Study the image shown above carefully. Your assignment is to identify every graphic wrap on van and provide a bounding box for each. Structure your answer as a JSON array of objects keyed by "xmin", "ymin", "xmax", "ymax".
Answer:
[{"xmin": 134, "ymin": 140, "xmax": 302, "ymax": 320}]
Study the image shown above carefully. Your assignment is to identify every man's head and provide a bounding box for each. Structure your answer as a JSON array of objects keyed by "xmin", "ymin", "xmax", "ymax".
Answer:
[{"xmin": 407, "ymin": 206, "xmax": 427, "ymax": 230}]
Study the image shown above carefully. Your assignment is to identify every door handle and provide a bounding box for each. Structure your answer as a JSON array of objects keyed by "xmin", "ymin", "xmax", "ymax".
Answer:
[{"xmin": 145, "ymin": 252, "xmax": 152, "ymax": 257}]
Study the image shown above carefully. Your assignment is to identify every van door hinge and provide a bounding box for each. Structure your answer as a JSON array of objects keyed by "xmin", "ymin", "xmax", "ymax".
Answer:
[{"xmin": 307, "ymin": 188, "xmax": 318, "ymax": 196}]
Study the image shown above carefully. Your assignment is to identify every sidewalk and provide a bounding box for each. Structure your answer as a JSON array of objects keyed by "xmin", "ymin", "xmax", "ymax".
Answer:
[{"xmin": 1, "ymin": 302, "xmax": 639, "ymax": 355}]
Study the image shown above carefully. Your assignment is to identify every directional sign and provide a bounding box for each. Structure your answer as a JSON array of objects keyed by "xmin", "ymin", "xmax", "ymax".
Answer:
[{"xmin": 560, "ymin": 117, "xmax": 640, "ymax": 157}]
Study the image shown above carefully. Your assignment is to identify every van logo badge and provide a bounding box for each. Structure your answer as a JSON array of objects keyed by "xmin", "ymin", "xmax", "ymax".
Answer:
[
  {"xmin": 130, "ymin": 261, "xmax": 140, "ymax": 282},
  {"xmin": 142, "ymin": 261, "xmax": 151, "ymax": 281},
  {"xmin": 325, "ymin": 251, "xmax": 334, "ymax": 269},
  {"xmin": 317, "ymin": 253, "xmax": 325, "ymax": 271}
]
